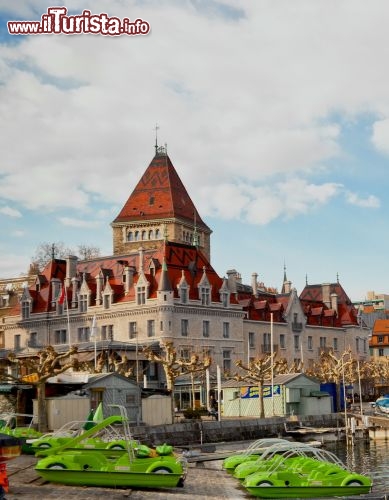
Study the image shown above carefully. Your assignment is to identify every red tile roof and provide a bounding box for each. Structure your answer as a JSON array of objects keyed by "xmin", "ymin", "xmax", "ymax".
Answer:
[
  {"xmin": 299, "ymin": 282, "xmax": 359, "ymax": 327},
  {"xmin": 373, "ymin": 319, "xmax": 389, "ymax": 333},
  {"xmin": 14, "ymin": 241, "xmax": 227, "ymax": 316},
  {"xmin": 112, "ymin": 153, "xmax": 210, "ymax": 232}
]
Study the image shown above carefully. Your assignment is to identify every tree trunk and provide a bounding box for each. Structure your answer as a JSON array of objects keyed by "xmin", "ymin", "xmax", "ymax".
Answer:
[
  {"xmin": 336, "ymin": 380, "xmax": 342, "ymax": 413},
  {"xmin": 258, "ymin": 382, "xmax": 265, "ymax": 419},
  {"xmin": 37, "ymin": 382, "xmax": 48, "ymax": 433},
  {"xmin": 191, "ymin": 373, "xmax": 195, "ymax": 410},
  {"xmin": 165, "ymin": 371, "xmax": 175, "ymax": 424}
]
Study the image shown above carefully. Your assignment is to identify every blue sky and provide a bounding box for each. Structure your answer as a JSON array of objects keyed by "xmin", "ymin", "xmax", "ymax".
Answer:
[{"xmin": 1, "ymin": 1, "xmax": 389, "ymax": 301}]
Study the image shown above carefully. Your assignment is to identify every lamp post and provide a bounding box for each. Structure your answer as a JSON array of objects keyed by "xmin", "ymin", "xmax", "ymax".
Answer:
[
  {"xmin": 135, "ymin": 331, "xmax": 139, "ymax": 384},
  {"xmin": 270, "ymin": 312, "xmax": 274, "ymax": 416}
]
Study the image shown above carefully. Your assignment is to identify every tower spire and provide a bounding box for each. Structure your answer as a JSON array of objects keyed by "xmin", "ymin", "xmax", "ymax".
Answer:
[{"xmin": 154, "ymin": 123, "xmax": 159, "ymax": 154}]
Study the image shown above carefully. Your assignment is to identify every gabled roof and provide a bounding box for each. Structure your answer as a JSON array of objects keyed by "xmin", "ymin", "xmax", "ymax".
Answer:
[
  {"xmin": 14, "ymin": 239, "xmax": 230, "ymax": 316},
  {"xmin": 299, "ymin": 282, "xmax": 359, "ymax": 327},
  {"xmin": 112, "ymin": 152, "xmax": 210, "ymax": 232},
  {"xmin": 373, "ymin": 319, "xmax": 389, "ymax": 333},
  {"xmin": 221, "ymin": 373, "xmax": 319, "ymax": 388}
]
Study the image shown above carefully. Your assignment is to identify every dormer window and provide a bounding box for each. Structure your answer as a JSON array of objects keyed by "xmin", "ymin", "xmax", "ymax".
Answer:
[
  {"xmin": 79, "ymin": 293, "xmax": 88, "ymax": 312},
  {"xmin": 103, "ymin": 294, "xmax": 111, "ymax": 309},
  {"xmin": 180, "ymin": 286, "xmax": 188, "ymax": 304},
  {"xmin": 21, "ymin": 300, "xmax": 30, "ymax": 320},
  {"xmin": 221, "ymin": 291, "xmax": 229, "ymax": 307},
  {"xmin": 198, "ymin": 267, "xmax": 211, "ymax": 306},
  {"xmin": 137, "ymin": 286, "xmax": 146, "ymax": 305},
  {"xmin": 200, "ymin": 286, "xmax": 210, "ymax": 306},
  {"xmin": 177, "ymin": 270, "xmax": 189, "ymax": 304}
]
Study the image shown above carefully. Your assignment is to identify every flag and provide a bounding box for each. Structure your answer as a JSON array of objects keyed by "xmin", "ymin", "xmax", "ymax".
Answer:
[
  {"xmin": 83, "ymin": 409, "xmax": 96, "ymax": 430},
  {"xmin": 58, "ymin": 285, "xmax": 66, "ymax": 305},
  {"xmin": 93, "ymin": 402, "xmax": 104, "ymax": 423}
]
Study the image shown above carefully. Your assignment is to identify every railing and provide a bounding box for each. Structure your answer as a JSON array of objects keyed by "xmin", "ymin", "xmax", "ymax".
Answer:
[{"xmin": 27, "ymin": 340, "xmax": 41, "ymax": 348}]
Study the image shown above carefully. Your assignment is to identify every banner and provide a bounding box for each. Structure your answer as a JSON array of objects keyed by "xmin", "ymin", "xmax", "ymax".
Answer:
[{"xmin": 240, "ymin": 385, "xmax": 280, "ymax": 399}]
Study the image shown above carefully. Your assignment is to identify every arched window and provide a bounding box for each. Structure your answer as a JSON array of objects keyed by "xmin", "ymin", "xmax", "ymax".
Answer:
[
  {"xmin": 149, "ymin": 229, "xmax": 154, "ymax": 240},
  {"xmin": 155, "ymin": 229, "xmax": 161, "ymax": 239},
  {"xmin": 127, "ymin": 232, "xmax": 133, "ymax": 242},
  {"xmin": 135, "ymin": 231, "xmax": 140, "ymax": 241},
  {"xmin": 141, "ymin": 230, "xmax": 147, "ymax": 240}
]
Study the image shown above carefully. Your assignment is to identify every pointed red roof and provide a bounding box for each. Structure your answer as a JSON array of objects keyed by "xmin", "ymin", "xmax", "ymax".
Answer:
[{"xmin": 113, "ymin": 152, "xmax": 210, "ymax": 232}]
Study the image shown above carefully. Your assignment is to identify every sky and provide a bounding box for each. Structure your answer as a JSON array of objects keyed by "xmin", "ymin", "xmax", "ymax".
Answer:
[{"xmin": 1, "ymin": 1, "xmax": 389, "ymax": 301}]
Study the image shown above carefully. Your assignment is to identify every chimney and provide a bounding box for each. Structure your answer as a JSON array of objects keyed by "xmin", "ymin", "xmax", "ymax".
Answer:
[
  {"xmin": 252, "ymin": 273, "xmax": 258, "ymax": 296},
  {"xmin": 95, "ymin": 272, "xmax": 104, "ymax": 305},
  {"xmin": 226, "ymin": 269, "xmax": 238, "ymax": 293},
  {"xmin": 51, "ymin": 278, "xmax": 61, "ymax": 306},
  {"xmin": 330, "ymin": 292, "xmax": 338, "ymax": 313},
  {"xmin": 138, "ymin": 247, "xmax": 144, "ymax": 273},
  {"xmin": 71, "ymin": 276, "xmax": 79, "ymax": 308},
  {"xmin": 124, "ymin": 266, "xmax": 135, "ymax": 294},
  {"xmin": 65, "ymin": 255, "xmax": 78, "ymax": 287},
  {"xmin": 322, "ymin": 283, "xmax": 331, "ymax": 308},
  {"xmin": 283, "ymin": 280, "xmax": 292, "ymax": 294}
]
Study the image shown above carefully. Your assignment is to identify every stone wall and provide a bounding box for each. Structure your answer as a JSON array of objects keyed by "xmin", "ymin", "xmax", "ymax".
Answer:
[{"xmin": 129, "ymin": 414, "xmax": 345, "ymax": 447}]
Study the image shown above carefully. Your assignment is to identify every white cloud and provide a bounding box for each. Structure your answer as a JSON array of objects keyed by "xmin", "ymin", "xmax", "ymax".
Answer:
[
  {"xmin": 345, "ymin": 191, "xmax": 380, "ymax": 208},
  {"xmin": 58, "ymin": 217, "xmax": 102, "ymax": 228},
  {"xmin": 199, "ymin": 178, "xmax": 341, "ymax": 225},
  {"xmin": 11, "ymin": 230, "xmax": 25, "ymax": 237},
  {"xmin": 0, "ymin": 253, "xmax": 30, "ymax": 278},
  {"xmin": 0, "ymin": 0, "xmax": 387, "ymax": 221},
  {"xmin": 0, "ymin": 206, "xmax": 22, "ymax": 217},
  {"xmin": 371, "ymin": 118, "xmax": 389, "ymax": 154}
]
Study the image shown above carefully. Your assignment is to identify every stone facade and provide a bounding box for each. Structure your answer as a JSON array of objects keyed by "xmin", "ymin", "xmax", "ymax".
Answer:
[{"xmin": 0, "ymin": 148, "xmax": 371, "ymax": 403}]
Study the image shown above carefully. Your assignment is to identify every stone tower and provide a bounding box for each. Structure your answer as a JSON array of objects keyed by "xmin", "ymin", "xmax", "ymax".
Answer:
[{"xmin": 111, "ymin": 146, "xmax": 212, "ymax": 260}]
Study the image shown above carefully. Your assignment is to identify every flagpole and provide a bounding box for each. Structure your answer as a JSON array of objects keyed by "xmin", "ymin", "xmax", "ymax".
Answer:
[
  {"xmin": 60, "ymin": 284, "xmax": 71, "ymax": 348},
  {"xmin": 91, "ymin": 315, "xmax": 97, "ymax": 370},
  {"xmin": 65, "ymin": 289, "xmax": 71, "ymax": 348},
  {"xmin": 271, "ymin": 312, "xmax": 274, "ymax": 416}
]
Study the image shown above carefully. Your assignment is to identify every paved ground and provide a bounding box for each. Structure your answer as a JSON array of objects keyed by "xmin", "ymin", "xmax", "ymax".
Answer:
[{"xmin": 3, "ymin": 445, "xmax": 250, "ymax": 500}]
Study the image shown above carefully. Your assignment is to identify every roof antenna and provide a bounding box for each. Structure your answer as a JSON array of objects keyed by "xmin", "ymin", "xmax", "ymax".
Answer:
[{"xmin": 154, "ymin": 123, "xmax": 159, "ymax": 154}]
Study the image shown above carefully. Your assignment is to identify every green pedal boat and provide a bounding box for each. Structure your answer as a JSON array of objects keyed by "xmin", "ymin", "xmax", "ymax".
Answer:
[
  {"xmin": 35, "ymin": 405, "xmax": 187, "ymax": 489},
  {"xmin": 35, "ymin": 448, "xmax": 187, "ymax": 488},
  {"xmin": 222, "ymin": 438, "xmax": 289, "ymax": 473},
  {"xmin": 234, "ymin": 444, "xmax": 372, "ymax": 498}
]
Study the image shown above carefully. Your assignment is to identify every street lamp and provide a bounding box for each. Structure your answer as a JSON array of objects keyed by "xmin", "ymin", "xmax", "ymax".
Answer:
[{"xmin": 135, "ymin": 331, "xmax": 139, "ymax": 384}]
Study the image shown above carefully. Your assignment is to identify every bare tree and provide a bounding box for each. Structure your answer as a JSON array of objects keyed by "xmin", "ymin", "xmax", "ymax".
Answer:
[
  {"xmin": 4, "ymin": 345, "xmax": 78, "ymax": 432},
  {"xmin": 307, "ymin": 349, "xmax": 353, "ymax": 411},
  {"xmin": 143, "ymin": 342, "xmax": 211, "ymax": 421},
  {"xmin": 230, "ymin": 353, "xmax": 286, "ymax": 418},
  {"xmin": 77, "ymin": 244, "xmax": 101, "ymax": 260},
  {"xmin": 31, "ymin": 242, "xmax": 101, "ymax": 272}
]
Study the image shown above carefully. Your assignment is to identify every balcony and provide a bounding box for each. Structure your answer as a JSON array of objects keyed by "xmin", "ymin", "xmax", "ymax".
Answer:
[{"xmin": 27, "ymin": 340, "xmax": 42, "ymax": 349}]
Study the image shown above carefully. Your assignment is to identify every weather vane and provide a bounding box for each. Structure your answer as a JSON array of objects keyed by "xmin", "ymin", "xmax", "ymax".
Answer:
[{"xmin": 154, "ymin": 123, "xmax": 159, "ymax": 153}]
